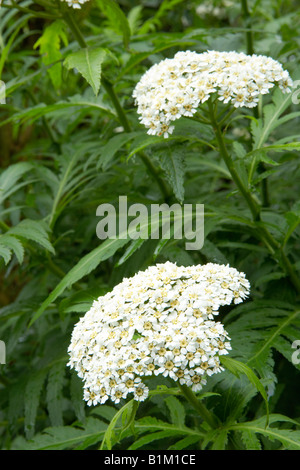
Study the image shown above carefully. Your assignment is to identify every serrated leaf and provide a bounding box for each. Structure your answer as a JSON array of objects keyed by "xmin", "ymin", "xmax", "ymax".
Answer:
[
  {"xmin": 165, "ymin": 396, "xmax": 186, "ymax": 427},
  {"xmin": 0, "ymin": 162, "xmax": 32, "ymax": 204},
  {"xmin": 29, "ymin": 236, "xmax": 129, "ymax": 326},
  {"xmin": 46, "ymin": 362, "xmax": 66, "ymax": 427},
  {"xmin": 70, "ymin": 372, "xmax": 85, "ymax": 424},
  {"xmin": 96, "ymin": 0, "xmax": 131, "ymax": 48},
  {"xmin": 115, "ymin": 238, "xmax": 145, "ymax": 267},
  {"xmin": 0, "ymin": 243, "xmax": 12, "ymax": 265},
  {"xmin": 158, "ymin": 151, "xmax": 185, "ymax": 203},
  {"xmin": 64, "ymin": 47, "xmax": 108, "ymax": 96},
  {"xmin": 233, "ymin": 141, "xmax": 247, "ymax": 159},
  {"xmin": 128, "ymin": 430, "xmax": 182, "ymax": 450},
  {"xmin": 98, "ymin": 131, "xmax": 141, "ymax": 170},
  {"xmin": 100, "ymin": 399, "xmax": 135, "ymax": 450},
  {"xmin": 240, "ymin": 429, "xmax": 262, "ymax": 450},
  {"xmin": 0, "ymin": 234, "xmax": 24, "ymax": 264},
  {"xmin": 34, "ymin": 20, "xmax": 68, "ymax": 89},
  {"xmin": 0, "ymin": 95, "xmax": 116, "ymax": 128},
  {"xmin": 231, "ymin": 414, "xmax": 300, "ymax": 450},
  {"xmin": 13, "ymin": 418, "xmax": 107, "ymax": 450},
  {"xmin": 220, "ymin": 356, "xmax": 269, "ymax": 425},
  {"xmin": 8, "ymin": 219, "xmax": 55, "ymax": 254},
  {"xmin": 24, "ymin": 369, "xmax": 48, "ymax": 439},
  {"xmin": 29, "ymin": 207, "xmax": 183, "ymax": 326},
  {"xmin": 168, "ymin": 435, "xmax": 200, "ymax": 450}
]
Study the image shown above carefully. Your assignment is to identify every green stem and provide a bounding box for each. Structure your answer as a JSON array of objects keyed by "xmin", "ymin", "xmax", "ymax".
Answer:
[
  {"xmin": 178, "ymin": 383, "xmax": 219, "ymax": 429},
  {"xmin": 208, "ymin": 100, "xmax": 260, "ymax": 221},
  {"xmin": 208, "ymin": 100, "xmax": 300, "ymax": 294},
  {"xmin": 62, "ymin": 7, "xmax": 87, "ymax": 48},
  {"xmin": 240, "ymin": 0, "xmax": 254, "ymax": 56}
]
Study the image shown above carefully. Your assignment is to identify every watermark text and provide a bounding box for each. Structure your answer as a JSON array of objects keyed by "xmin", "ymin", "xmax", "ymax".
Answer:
[{"xmin": 96, "ymin": 196, "xmax": 204, "ymax": 250}]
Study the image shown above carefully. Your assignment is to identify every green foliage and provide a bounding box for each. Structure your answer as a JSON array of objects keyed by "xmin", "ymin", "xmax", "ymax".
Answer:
[
  {"xmin": 0, "ymin": 0, "xmax": 300, "ymax": 452},
  {"xmin": 34, "ymin": 20, "xmax": 68, "ymax": 90},
  {"xmin": 63, "ymin": 47, "xmax": 108, "ymax": 96}
]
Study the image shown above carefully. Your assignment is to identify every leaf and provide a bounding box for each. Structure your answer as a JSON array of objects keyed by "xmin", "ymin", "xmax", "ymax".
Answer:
[
  {"xmin": 70, "ymin": 372, "xmax": 85, "ymax": 424},
  {"xmin": 64, "ymin": 47, "xmax": 108, "ymax": 96},
  {"xmin": 120, "ymin": 400, "xmax": 139, "ymax": 440},
  {"xmin": 29, "ymin": 206, "xmax": 185, "ymax": 325},
  {"xmin": 233, "ymin": 141, "xmax": 247, "ymax": 159},
  {"xmin": 0, "ymin": 235, "xmax": 24, "ymax": 264},
  {"xmin": 0, "ymin": 94, "xmax": 116, "ymax": 127},
  {"xmin": 46, "ymin": 362, "xmax": 66, "ymax": 427},
  {"xmin": 59, "ymin": 288, "xmax": 102, "ymax": 316},
  {"xmin": 210, "ymin": 429, "xmax": 229, "ymax": 450},
  {"xmin": 0, "ymin": 220, "xmax": 54, "ymax": 266},
  {"xmin": 0, "ymin": 13, "xmax": 30, "ymax": 78},
  {"xmin": 127, "ymin": 4, "xmax": 143, "ymax": 34},
  {"xmin": 168, "ymin": 435, "xmax": 201, "ymax": 450},
  {"xmin": 13, "ymin": 418, "xmax": 107, "ymax": 450},
  {"xmin": 91, "ymin": 405, "xmax": 117, "ymax": 422},
  {"xmin": 223, "ymin": 302, "xmax": 300, "ymax": 395},
  {"xmin": 24, "ymin": 369, "xmax": 48, "ymax": 439},
  {"xmin": 158, "ymin": 151, "xmax": 185, "ymax": 203},
  {"xmin": 8, "ymin": 219, "xmax": 55, "ymax": 254},
  {"xmin": 100, "ymin": 399, "xmax": 135, "ymax": 450},
  {"xmin": 28, "ymin": 236, "xmax": 129, "ymax": 326},
  {"xmin": 250, "ymin": 142, "xmax": 300, "ymax": 155},
  {"xmin": 0, "ymin": 243, "xmax": 13, "ymax": 265},
  {"xmin": 96, "ymin": 0, "xmax": 131, "ymax": 48},
  {"xmin": 231, "ymin": 414, "xmax": 300, "ymax": 450},
  {"xmin": 0, "ymin": 162, "xmax": 32, "ymax": 204},
  {"xmin": 240, "ymin": 429, "xmax": 262, "ymax": 450},
  {"xmin": 138, "ymin": 0, "xmax": 186, "ymax": 35},
  {"xmin": 220, "ymin": 356, "xmax": 269, "ymax": 425},
  {"xmin": 34, "ymin": 20, "xmax": 68, "ymax": 89},
  {"xmin": 132, "ymin": 416, "xmax": 204, "ymax": 447},
  {"xmin": 250, "ymin": 76, "xmax": 300, "ymax": 149},
  {"xmin": 165, "ymin": 396, "xmax": 186, "ymax": 428},
  {"xmin": 97, "ymin": 131, "xmax": 141, "ymax": 170},
  {"xmin": 128, "ymin": 430, "xmax": 182, "ymax": 450},
  {"xmin": 115, "ymin": 238, "xmax": 145, "ymax": 267}
]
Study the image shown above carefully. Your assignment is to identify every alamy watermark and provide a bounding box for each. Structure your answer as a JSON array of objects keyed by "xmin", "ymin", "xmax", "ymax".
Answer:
[
  {"xmin": 0, "ymin": 81, "xmax": 6, "ymax": 104},
  {"xmin": 96, "ymin": 196, "xmax": 204, "ymax": 250},
  {"xmin": 0, "ymin": 340, "xmax": 6, "ymax": 365},
  {"xmin": 291, "ymin": 340, "xmax": 300, "ymax": 365}
]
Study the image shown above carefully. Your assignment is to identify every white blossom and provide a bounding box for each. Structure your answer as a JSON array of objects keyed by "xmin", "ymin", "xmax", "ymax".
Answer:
[
  {"xmin": 63, "ymin": 0, "xmax": 90, "ymax": 9},
  {"xmin": 68, "ymin": 261, "xmax": 250, "ymax": 405},
  {"xmin": 133, "ymin": 50, "xmax": 293, "ymax": 137}
]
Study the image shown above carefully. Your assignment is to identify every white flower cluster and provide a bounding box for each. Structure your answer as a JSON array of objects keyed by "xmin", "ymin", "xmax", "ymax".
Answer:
[
  {"xmin": 63, "ymin": 0, "xmax": 89, "ymax": 9},
  {"xmin": 133, "ymin": 50, "xmax": 293, "ymax": 137},
  {"xmin": 68, "ymin": 262, "xmax": 250, "ymax": 406}
]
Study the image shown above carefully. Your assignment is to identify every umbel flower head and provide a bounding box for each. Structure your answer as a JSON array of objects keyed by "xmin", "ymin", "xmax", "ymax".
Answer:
[
  {"xmin": 133, "ymin": 50, "xmax": 293, "ymax": 137},
  {"xmin": 68, "ymin": 262, "xmax": 250, "ymax": 406}
]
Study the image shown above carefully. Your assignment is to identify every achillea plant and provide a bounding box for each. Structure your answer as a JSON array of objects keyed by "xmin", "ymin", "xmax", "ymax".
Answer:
[
  {"xmin": 133, "ymin": 50, "xmax": 293, "ymax": 137},
  {"xmin": 68, "ymin": 262, "xmax": 250, "ymax": 406}
]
